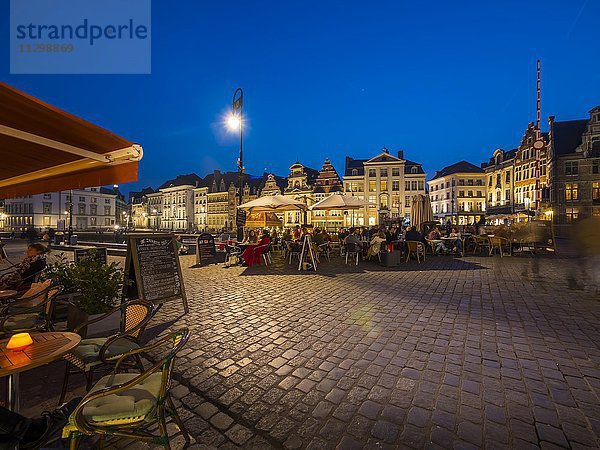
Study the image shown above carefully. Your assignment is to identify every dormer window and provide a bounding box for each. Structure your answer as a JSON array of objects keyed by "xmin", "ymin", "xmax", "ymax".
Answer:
[
  {"xmin": 411, "ymin": 167, "xmax": 418, "ymax": 174},
  {"xmin": 352, "ymin": 169, "xmax": 358, "ymax": 176}
]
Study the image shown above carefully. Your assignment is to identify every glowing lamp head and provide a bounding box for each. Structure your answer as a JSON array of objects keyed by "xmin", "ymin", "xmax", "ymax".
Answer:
[
  {"xmin": 6, "ymin": 333, "xmax": 33, "ymax": 350},
  {"xmin": 227, "ymin": 114, "xmax": 241, "ymax": 131}
]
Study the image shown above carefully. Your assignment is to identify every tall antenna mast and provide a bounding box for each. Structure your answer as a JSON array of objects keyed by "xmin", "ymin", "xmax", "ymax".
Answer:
[
  {"xmin": 536, "ymin": 59, "xmax": 541, "ymax": 136},
  {"xmin": 533, "ymin": 59, "xmax": 543, "ymax": 212}
]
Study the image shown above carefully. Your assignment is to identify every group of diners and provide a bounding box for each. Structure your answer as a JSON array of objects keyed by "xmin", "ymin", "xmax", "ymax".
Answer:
[{"xmin": 221, "ymin": 220, "xmax": 506, "ymax": 268}]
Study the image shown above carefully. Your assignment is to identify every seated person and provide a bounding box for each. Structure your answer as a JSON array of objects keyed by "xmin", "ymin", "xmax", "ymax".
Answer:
[
  {"xmin": 281, "ymin": 229, "xmax": 292, "ymax": 241},
  {"xmin": 449, "ymin": 227, "xmax": 463, "ymax": 254},
  {"xmin": 0, "ymin": 243, "xmax": 48, "ymax": 290},
  {"xmin": 405, "ymin": 226, "xmax": 422, "ymax": 242},
  {"xmin": 426, "ymin": 227, "xmax": 446, "ymax": 254},
  {"xmin": 312, "ymin": 228, "xmax": 324, "ymax": 246},
  {"xmin": 292, "ymin": 225, "xmax": 302, "ymax": 240},
  {"xmin": 241, "ymin": 231, "xmax": 271, "ymax": 266},
  {"xmin": 244, "ymin": 230, "xmax": 259, "ymax": 244},
  {"xmin": 368, "ymin": 231, "xmax": 387, "ymax": 259},
  {"xmin": 344, "ymin": 227, "xmax": 363, "ymax": 250},
  {"xmin": 338, "ymin": 228, "xmax": 349, "ymax": 241}
]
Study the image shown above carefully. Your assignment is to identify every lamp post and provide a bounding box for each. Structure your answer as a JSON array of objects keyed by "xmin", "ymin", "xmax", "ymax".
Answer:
[
  {"xmin": 228, "ymin": 88, "xmax": 244, "ymax": 239},
  {"xmin": 295, "ymin": 194, "xmax": 310, "ymax": 225},
  {"xmin": 450, "ymin": 188, "xmax": 455, "ymax": 226},
  {"xmin": 67, "ymin": 189, "xmax": 73, "ymax": 242}
]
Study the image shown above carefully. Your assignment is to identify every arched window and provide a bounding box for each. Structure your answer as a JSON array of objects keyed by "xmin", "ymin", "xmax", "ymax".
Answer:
[
  {"xmin": 411, "ymin": 167, "xmax": 418, "ymax": 174},
  {"xmin": 352, "ymin": 169, "xmax": 358, "ymax": 176}
]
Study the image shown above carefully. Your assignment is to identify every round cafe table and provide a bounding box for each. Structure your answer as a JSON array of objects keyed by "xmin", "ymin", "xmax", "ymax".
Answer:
[{"xmin": 0, "ymin": 331, "xmax": 81, "ymax": 412}]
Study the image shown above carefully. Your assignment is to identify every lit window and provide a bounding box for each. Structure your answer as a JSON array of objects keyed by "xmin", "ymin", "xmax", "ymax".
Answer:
[{"xmin": 565, "ymin": 183, "xmax": 579, "ymax": 201}]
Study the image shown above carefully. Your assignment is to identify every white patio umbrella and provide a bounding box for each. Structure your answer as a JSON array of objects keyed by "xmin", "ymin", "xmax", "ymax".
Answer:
[
  {"xmin": 238, "ymin": 194, "xmax": 306, "ymax": 213},
  {"xmin": 310, "ymin": 192, "xmax": 372, "ymax": 211},
  {"xmin": 310, "ymin": 193, "xmax": 374, "ymax": 229}
]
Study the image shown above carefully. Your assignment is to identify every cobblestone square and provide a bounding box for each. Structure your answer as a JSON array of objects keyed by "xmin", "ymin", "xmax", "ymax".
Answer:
[{"xmin": 150, "ymin": 253, "xmax": 600, "ymax": 449}]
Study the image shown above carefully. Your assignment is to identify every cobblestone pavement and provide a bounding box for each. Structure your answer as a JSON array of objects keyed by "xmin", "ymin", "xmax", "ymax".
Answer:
[
  {"xmin": 151, "ymin": 252, "xmax": 600, "ymax": 449},
  {"xmin": 4, "ymin": 240, "xmax": 600, "ymax": 449}
]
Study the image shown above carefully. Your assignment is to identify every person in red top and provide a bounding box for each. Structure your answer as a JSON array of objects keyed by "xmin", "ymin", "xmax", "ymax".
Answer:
[
  {"xmin": 292, "ymin": 225, "xmax": 301, "ymax": 240},
  {"xmin": 241, "ymin": 231, "xmax": 271, "ymax": 267}
]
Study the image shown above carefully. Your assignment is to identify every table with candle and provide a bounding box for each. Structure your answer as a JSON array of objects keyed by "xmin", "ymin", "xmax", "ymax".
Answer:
[{"xmin": 0, "ymin": 331, "xmax": 81, "ymax": 412}]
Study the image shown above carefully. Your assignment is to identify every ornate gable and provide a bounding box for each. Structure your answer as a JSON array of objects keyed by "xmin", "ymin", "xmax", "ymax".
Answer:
[{"xmin": 366, "ymin": 147, "xmax": 403, "ymax": 164}]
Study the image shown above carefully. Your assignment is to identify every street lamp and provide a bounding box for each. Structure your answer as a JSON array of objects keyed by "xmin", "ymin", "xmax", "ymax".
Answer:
[
  {"xmin": 228, "ymin": 87, "xmax": 244, "ymax": 239},
  {"xmin": 450, "ymin": 188, "xmax": 455, "ymax": 226},
  {"xmin": 68, "ymin": 189, "xmax": 73, "ymax": 241}
]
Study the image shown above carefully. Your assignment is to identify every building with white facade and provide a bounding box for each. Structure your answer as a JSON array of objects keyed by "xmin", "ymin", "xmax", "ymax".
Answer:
[
  {"xmin": 146, "ymin": 191, "xmax": 163, "ymax": 230},
  {"xmin": 3, "ymin": 187, "xmax": 117, "ymax": 232},
  {"xmin": 193, "ymin": 186, "xmax": 209, "ymax": 232},
  {"xmin": 157, "ymin": 174, "xmax": 202, "ymax": 231},
  {"xmin": 128, "ymin": 187, "xmax": 154, "ymax": 229},
  {"xmin": 428, "ymin": 161, "xmax": 486, "ymax": 225},
  {"xmin": 343, "ymin": 148, "xmax": 426, "ymax": 226}
]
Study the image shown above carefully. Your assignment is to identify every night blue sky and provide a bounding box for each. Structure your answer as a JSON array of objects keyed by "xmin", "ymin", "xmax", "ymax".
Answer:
[{"xmin": 1, "ymin": 0, "xmax": 599, "ymax": 196}]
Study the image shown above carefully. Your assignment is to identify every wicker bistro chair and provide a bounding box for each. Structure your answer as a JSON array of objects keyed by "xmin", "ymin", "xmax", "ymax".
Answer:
[
  {"xmin": 318, "ymin": 243, "xmax": 331, "ymax": 262},
  {"xmin": 472, "ymin": 235, "xmax": 491, "ymax": 255},
  {"xmin": 64, "ymin": 328, "xmax": 191, "ymax": 450},
  {"xmin": 59, "ymin": 300, "xmax": 155, "ymax": 405},
  {"xmin": 405, "ymin": 241, "xmax": 425, "ymax": 263},
  {"xmin": 0, "ymin": 282, "xmax": 63, "ymax": 335},
  {"xmin": 489, "ymin": 236, "xmax": 512, "ymax": 257}
]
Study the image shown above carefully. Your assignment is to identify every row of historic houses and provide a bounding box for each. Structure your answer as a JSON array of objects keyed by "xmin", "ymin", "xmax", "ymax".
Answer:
[
  {"xmin": 428, "ymin": 106, "xmax": 600, "ymax": 234},
  {"xmin": 128, "ymin": 148, "xmax": 427, "ymax": 232},
  {"xmin": 2, "ymin": 107, "xmax": 596, "ymax": 235}
]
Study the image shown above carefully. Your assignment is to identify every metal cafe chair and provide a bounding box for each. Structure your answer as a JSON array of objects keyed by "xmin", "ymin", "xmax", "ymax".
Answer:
[
  {"xmin": 345, "ymin": 242, "xmax": 360, "ymax": 265},
  {"xmin": 59, "ymin": 300, "xmax": 155, "ymax": 404},
  {"xmin": 287, "ymin": 242, "xmax": 302, "ymax": 264},
  {"xmin": 405, "ymin": 241, "xmax": 425, "ymax": 263},
  {"xmin": 257, "ymin": 244, "xmax": 272, "ymax": 265},
  {"xmin": 64, "ymin": 329, "xmax": 191, "ymax": 450}
]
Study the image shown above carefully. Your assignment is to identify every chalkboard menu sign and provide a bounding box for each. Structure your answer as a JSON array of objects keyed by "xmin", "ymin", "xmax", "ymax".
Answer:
[
  {"xmin": 124, "ymin": 233, "xmax": 188, "ymax": 313},
  {"xmin": 512, "ymin": 221, "xmax": 555, "ymax": 249},
  {"xmin": 74, "ymin": 247, "xmax": 108, "ymax": 265},
  {"xmin": 196, "ymin": 233, "xmax": 217, "ymax": 265},
  {"xmin": 236, "ymin": 209, "xmax": 247, "ymax": 227}
]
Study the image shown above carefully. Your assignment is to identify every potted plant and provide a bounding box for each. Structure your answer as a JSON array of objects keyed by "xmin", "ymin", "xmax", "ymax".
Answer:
[
  {"xmin": 42, "ymin": 253, "xmax": 80, "ymax": 319},
  {"xmin": 42, "ymin": 252, "xmax": 125, "ymax": 336}
]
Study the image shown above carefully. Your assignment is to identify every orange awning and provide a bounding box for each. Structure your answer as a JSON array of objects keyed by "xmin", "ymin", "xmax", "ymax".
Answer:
[{"xmin": 0, "ymin": 82, "xmax": 142, "ymax": 198}]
